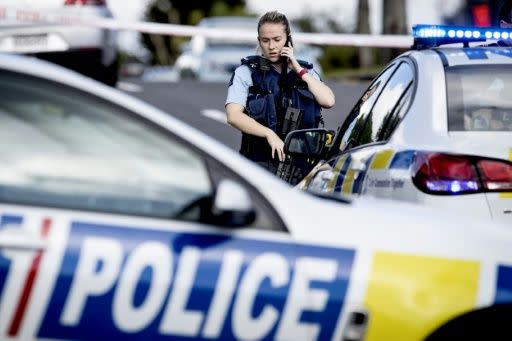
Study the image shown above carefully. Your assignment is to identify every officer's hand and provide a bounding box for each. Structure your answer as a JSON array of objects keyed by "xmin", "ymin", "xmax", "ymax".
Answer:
[
  {"xmin": 265, "ymin": 131, "xmax": 285, "ymax": 162},
  {"xmin": 280, "ymin": 42, "xmax": 298, "ymax": 70}
]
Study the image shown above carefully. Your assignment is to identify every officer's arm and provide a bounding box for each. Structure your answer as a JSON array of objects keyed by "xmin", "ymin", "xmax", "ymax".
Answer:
[
  {"xmin": 226, "ymin": 103, "xmax": 273, "ymax": 138},
  {"xmin": 289, "ymin": 59, "xmax": 335, "ymax": 108},
  {"xmin": 300, "ymin": 72, "xmax": 335, "ymax": 108},
  {"xmin": 226, "ymin": 103, "xmax": 285, "ymax": 161}
]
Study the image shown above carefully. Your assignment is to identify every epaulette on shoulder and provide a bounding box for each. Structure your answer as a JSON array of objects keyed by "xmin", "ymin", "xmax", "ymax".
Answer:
[
  {"xmin": 297, "ymin": 59, "xmax": 313, "ymax": 69},
  {"xmin": 241, "ymin": 55, "xmax": 262, "ymax": 68}
]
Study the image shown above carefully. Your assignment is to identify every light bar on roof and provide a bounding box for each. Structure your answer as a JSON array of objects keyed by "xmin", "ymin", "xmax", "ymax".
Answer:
[{"xmin": 412, "ymin": 24, "xmax": 512, "ymax": 49}]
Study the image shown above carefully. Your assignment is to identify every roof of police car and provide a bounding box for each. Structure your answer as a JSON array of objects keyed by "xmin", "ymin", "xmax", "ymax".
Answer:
[{"xmin": 408, "ymin": 46, "xmax": 512, "ymax": 67}]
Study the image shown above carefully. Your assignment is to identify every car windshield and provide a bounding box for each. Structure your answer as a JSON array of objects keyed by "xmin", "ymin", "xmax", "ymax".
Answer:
[
  {"xmin": 0, "ymin": 70, "xmax": 212, "ymax": 218},
  {"xmin": 446, "ymin": 64, "xmax": 512, "ymax": 131}
]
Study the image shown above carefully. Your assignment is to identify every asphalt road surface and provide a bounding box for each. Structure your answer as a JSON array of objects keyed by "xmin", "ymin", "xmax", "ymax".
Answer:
[{"xmin": 117, "ymin": 79, "xmax": 369, "ymax": 150}]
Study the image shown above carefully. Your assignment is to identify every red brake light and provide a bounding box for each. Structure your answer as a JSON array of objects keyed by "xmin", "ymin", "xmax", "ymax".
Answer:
[
  {"xmin": 64, "ymin": 0, "xmax": 106, "ymax": 5},
  {"xmin": 478, "ymin": 160, "xmax": 512, "ymax": 191},
  {"xmin": 412, "ymin": 152, "xmax": 512, "ymax": 195},
  {"xmin": 412, "ymin": 153, "xmax": 480, "ymax": 195}
]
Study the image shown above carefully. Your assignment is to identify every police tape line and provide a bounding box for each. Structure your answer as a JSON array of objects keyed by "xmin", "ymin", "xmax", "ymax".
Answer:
[{"xmin": 0, "ymin": 6, "xmax": 413, "ymax": 48}]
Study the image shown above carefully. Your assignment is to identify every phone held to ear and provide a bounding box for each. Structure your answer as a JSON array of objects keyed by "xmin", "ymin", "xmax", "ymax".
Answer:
[{"xmin": 280, "ymin": 35, "xmax": 293, "ymax": 63}]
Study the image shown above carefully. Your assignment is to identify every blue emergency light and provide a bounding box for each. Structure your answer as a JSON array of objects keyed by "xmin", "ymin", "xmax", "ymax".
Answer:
[{"xmin": 412, "ymin": 24, "xmax": 512, "ymax": 49}]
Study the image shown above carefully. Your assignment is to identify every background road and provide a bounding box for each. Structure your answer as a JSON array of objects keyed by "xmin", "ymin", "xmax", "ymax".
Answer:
[{"xmin": 119, "ymin": 79, "xmax": 369, "ymax": 150}]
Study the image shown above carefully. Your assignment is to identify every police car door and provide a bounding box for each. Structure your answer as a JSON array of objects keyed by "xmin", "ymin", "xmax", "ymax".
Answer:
[
  {"xmin": 304, "ymin": 60, "xmax": 414, "ymax": 198},
  {"xmin": 0, "ymin": 69, "xmax": 302, "ymax": 340},
  {"xmin": 355, "ymin": 60, "xmax": 415, "ymax": 200},
  {"xmin": 304, "ymin": 62, "xmax": 399, "ymax": 195}
]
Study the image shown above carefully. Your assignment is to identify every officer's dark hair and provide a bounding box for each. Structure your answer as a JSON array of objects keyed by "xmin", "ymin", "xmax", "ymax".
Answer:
[
  {"xmin": 257, "ymin": 11, "xmax": 291, "ymax": 37},
  {"xmin": 496, "ymin": 0, "xmax": 512, "ymax": 24}
]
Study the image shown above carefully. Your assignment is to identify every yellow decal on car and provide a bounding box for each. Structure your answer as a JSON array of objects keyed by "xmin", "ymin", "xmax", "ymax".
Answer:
[
  {"xmin": 370, "ymin": 149, "xmax": 395, "ymax": 170},
  {"xmin": 341, "ymin": 168, "xmax": 357, "ymax": 194},
  {"xmin": 364, "ymin": 252, "xmax": 480, "ymax": 341},
  {"xmin": 326, "ymin": 155, "xmax": 348, "ymax": 193}
]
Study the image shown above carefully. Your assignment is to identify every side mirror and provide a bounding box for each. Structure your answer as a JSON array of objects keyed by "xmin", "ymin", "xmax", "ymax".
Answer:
[
  {"xmin": 212, "ymin": 179, "xmax": 256, "ymax": 227},
  {"xmin": 284, "ymin": 128, "xmax": 333, "ymax": 157}
]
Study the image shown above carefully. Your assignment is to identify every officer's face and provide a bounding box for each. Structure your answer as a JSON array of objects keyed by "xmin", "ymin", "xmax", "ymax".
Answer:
[{"xmin": 258, "ymin": 23, "xmax": 287, "ymax": 63}]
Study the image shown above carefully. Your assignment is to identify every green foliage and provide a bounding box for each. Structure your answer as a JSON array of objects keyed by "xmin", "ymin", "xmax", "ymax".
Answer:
[
  {"xmin": 210, "ymin": 2, "xmax": 247, "ymax": 17},
  {"xmin": 320, "ymin": 46, "xmax": 359, "ymax": 72}
]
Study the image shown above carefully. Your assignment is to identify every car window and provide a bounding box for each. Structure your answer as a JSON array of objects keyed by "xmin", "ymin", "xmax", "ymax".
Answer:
[
  {"xmin": 446, "ymin": 65, "xmax": 512, "ymax": 131},
  {"xmin": 375, "ymin": 84, "xmax": 413, "ymax": 141},
  {"xmin": 369, "ymin": 62, "xmax": 414, "ymax": 142},
  {"xmin": 0, "ymin": 70, "xmax": 212, "ymax": 219},
  {"xmin": 337, "ymin": 63, "xmax": 398, "ymax": 152}
]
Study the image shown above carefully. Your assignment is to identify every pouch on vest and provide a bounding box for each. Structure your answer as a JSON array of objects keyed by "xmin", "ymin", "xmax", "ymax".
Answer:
[
  {"xmin": 247, "ymin": 93, "xmax": 278, "ymax": 132},
  {"xmin": 294, "ymin": 88, "xmax": 322, "ymax": 127}
]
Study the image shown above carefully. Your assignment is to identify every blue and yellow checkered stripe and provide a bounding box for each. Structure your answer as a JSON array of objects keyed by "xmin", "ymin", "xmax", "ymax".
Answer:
[{"xmin": 331, "ymin": 150, "xmax": 415, "ymax": 195}]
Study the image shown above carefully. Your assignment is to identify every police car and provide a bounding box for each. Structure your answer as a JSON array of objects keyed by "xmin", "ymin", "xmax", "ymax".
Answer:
[
  {"xmin": 291, "ymin": 25, "xmax": 512, "ymax": 224},
  {"xmin": 0, "ymin": 52, "xmax": 511, "ymax": 341},
  {"xmin": 0, "ymin": 1, "xmax": 118, "ymax": 85}
]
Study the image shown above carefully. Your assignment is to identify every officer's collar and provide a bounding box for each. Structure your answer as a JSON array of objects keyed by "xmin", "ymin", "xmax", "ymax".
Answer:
[{"xmin": 270, "ymin": 63, "xmax": 291, "ymax": 74}]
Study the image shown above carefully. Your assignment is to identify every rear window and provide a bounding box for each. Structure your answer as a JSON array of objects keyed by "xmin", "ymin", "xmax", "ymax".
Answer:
[{"xmin": 447, "ymin": 65, "xmax": 512, "ymax": 131}]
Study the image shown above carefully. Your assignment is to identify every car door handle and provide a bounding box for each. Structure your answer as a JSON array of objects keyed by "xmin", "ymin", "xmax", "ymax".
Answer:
[{"xmin": 0, "ymin": 229, "xmax": 47, "ymax": 251}]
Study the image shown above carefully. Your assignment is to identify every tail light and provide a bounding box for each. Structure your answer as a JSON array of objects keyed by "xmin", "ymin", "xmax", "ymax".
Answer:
[
  {"xmin": 478, "ymin": 159, "xmax": 512, "ymax": 191},
  {"xmin": 412, "ymin": 152, "xmax": 512, "ymax": 195},
  {"xmin": 64, "ymin": 0, "xmax": 106, "ymax": 5}
]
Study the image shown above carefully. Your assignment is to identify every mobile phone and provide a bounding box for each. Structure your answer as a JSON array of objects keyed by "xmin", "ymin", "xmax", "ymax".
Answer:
[{"xmin": 280, "ymin": 35, "xmax": 293, "ymax": 63}]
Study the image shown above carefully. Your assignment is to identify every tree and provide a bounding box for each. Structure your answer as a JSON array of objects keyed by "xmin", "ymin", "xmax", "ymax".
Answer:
[
  {"xmin": 357, "ymin": 0, "xmax": 374, "ymax": 68},
  {"xmin": 381, "ymin": 0, "xmax": 407, "ymax": 63},
  {"xmin": 141, "ymin": 0, "xmax": 247, "ymax": 65}
]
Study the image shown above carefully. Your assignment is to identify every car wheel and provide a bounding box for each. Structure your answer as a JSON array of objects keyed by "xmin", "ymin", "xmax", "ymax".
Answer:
[{"xmin": 424, "ymin": 304, "xmax": 512, "ymax": 340}]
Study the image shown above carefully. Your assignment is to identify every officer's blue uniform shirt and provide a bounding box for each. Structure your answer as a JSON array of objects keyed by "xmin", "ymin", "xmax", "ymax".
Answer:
[{"xmin": 225, "ymin": 64, "xmax": 321, "ymax": 108}]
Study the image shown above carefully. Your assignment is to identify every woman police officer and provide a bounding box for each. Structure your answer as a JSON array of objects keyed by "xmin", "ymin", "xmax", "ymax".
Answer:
[{"xmin": 225, "ymin": 11, "xmax": 335, "ymax": 172}]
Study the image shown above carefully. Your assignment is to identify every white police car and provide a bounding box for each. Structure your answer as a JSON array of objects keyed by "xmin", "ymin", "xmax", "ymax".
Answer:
[
  {"xmin": 293, "ymin": 25, "xmax": 512, "ymax": 224},
  {"xmin": 0, "ymin": 1, "xmax": 118, "ymax": 85},
  {"xmin": 0, "ymin": 52, "xmax": 511, "ymax": 341}
]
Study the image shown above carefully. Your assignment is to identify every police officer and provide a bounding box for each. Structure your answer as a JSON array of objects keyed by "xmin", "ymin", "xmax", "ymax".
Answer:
[{"xmin": 225, "ymin": 11, "xmax": 335, "ymax": 172}]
